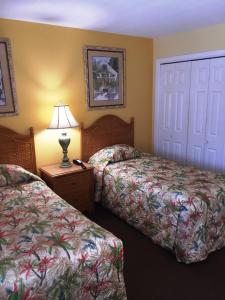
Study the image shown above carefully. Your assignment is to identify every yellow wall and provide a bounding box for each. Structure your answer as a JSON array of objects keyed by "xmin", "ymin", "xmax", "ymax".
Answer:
[
  {"xmin": 0, "ymin": 19, "xmax": 153, "ymax": 168},
  {"xmin": 154, "ymin": 23, "xmax": 225, "ymax": 58}
]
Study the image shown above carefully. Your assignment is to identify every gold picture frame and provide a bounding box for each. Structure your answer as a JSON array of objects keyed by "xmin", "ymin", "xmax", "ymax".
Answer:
[
  {"xmin": 0, "ymin": 38, "xmax": 18, "ymax": 116},
  {"xmin": 84, "ymin": 45, "xmax": 125, "ymax": 110}
]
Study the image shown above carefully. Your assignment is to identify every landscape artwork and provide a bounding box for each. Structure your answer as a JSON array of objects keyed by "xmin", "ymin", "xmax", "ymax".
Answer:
[
  {"xmin": 84, "ymin": 46, "xmax": 125, "ymax": 110},
  {"xmin": 92, "ymin": 56, "xmax": 119, "ymax": 101},
  {"xmin": 0, "ymin": 66, "xmax": 6, "ymax": 106},
  {"xmin": 0, "ymin": 38, "xmax": 18, "ymax": 116}
]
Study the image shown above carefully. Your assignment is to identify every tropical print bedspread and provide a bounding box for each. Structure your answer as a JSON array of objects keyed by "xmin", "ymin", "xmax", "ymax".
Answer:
[
  {"xmin": 0, "ymin": 165, "xmax": 126, "ymax": 299},
  {"xmin": 89, "ymin": 146, "xmax": 225, "ymax": 263}
]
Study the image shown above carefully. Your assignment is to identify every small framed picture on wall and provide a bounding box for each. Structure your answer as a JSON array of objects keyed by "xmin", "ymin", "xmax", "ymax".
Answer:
[
  {"xmin": 84, "ymin": 45, "xmax": 125, "ymax": 110},
  {"xmin": 0, "ymin": 38, "xmax": 18, "ymax": 116}
]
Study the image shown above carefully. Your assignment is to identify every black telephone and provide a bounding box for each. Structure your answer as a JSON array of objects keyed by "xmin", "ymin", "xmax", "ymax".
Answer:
[{"xmin": 73, "ymin": 159, "xmax": 86, "ymax": 169}]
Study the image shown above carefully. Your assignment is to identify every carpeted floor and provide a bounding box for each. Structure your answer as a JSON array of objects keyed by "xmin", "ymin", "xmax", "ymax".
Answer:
[{"xmin": 91, "ymin": 204, "xmax": 225, "ymax": 300}]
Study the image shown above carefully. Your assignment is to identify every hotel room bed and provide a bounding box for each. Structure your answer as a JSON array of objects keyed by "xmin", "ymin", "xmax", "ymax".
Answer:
[
  {"xmin": 81, "ymin": 115, "xmax": 225, "ymax": 264},
  {"xmin": 0, "ymin": 126, "xmax": 126, "ymax": 300}
]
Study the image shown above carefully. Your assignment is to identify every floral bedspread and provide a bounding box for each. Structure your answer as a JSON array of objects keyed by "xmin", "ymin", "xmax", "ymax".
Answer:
[
  {"xmin": 90, "ymin": 152, "xmax": 225, "ymax": 263},
  {"xmin": 0, "ymin": 165, "xmax": 126, "ymax": 299}
]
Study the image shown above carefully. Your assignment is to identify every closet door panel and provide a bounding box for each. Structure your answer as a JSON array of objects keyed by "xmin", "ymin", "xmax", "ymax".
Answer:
[
  {"xmin": 158, "ymin": 90, "xmax": 173, "ymax": 159},
  {"xmin": 161, "ymin": 140, "xmax": 171, "ymax": 159},
  {"xmin": 158, "ymin": 62, "xmax": 191, "ymax": 161},
  {"xmin": 187, "ymin": 60, "xmax": 209, "ymax": 168},
  {"xmin": 158, "ymin": 64, "xmax": 175, "ymax": 159},
  {"xmin": 222, "ymin": 141, "xmax": 225, "ymax": 171},
  {"xmin": 204, "ymin": 57, "xmax": 225, "ymax": 171},
  {"xmin": 172, "ymin": 89, "xmax": 189, "ymax": 161}
]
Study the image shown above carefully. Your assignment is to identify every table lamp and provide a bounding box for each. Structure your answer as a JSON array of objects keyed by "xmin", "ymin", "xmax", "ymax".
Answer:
[{"xmin": 48, "ymin": 104, "xmax": 79, "ymax": 168}]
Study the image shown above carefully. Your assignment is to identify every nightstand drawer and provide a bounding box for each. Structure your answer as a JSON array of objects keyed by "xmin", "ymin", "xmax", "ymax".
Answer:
[
  {"xmin": 57, "ymin": 188, "xmax": 89, "ymax": 202},
  {"xmin": 39, "ymin": 163, "xmax": 94, "ymax": 214},
  {"xmin": 54, "ymin": 171, "xmax": 91, "ymax": 191},
  {"xmin": 60, "ymin": 191, "xmax": 93, "ymax": 212}
]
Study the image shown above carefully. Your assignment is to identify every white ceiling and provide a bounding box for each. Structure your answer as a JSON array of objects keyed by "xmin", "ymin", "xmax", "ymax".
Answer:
[{"xmin": 1, "ymin": 0, "xmax": 225, "ymax": 37}]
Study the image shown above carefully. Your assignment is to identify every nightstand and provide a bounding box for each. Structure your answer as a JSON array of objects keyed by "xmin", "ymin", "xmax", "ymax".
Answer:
[{"xmin": 39, "ymin": 163, "xmax": 94, "ymax": 214}]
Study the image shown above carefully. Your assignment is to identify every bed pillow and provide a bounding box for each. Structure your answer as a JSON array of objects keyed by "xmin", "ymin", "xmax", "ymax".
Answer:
[
  {"xmin": 88, "ymin": 144, "xmax": 141, "ymax": 169},
  {"xmin": 0, "ymin": 164, "xmax": 40, "ymax": 187}
]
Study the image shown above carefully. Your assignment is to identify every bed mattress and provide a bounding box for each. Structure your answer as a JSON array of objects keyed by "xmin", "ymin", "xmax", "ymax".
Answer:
[
  {"xmin": 0, "ymin": 165, "xmax": 126, "ymax": 299},
  {"xmin": 93, "ymin": 152, "xmax": 225, "ymax": 263}
]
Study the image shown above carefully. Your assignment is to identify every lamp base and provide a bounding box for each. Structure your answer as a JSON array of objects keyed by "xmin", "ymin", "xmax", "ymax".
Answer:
[
  {"xmin": 60, "ymin": 161, "xmax": 72, "ymax": 168},
  {"xmin": 58, "ymin": 131, "xmax": 72, "ymax": 168}
]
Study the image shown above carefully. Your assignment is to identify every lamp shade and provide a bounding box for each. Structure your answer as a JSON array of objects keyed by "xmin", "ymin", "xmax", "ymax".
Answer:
[{"xmin": 48, "ymin": 104, "xmax": 79, "ymax": 129}]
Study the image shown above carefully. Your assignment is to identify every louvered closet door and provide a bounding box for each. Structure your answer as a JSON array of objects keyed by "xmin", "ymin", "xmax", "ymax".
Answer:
[
  {"xmin": 158, "ymin": 62, "xmax": 191, "ymax": 162},
  {"xmin": 204, "ymin": 58, "xmax": 225, "ymax": 171},
  {"xmin": 187, "ymin": 60, "xmax": 210, "ymax": 168},
  {"xmin": 187, "ymin": 57, "xmax": 225, "ymax": 172}
]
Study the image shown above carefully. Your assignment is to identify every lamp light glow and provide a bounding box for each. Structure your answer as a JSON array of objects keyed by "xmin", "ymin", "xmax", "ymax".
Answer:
[{"xmin": 48, "ymin": 104, "xmax": 79, "ymax": 168}]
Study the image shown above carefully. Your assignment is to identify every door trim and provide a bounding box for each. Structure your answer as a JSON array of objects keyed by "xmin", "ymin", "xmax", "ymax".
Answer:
[{"xmin": 154, "ymin": 49, "xmax": 225, "ymax": 154}]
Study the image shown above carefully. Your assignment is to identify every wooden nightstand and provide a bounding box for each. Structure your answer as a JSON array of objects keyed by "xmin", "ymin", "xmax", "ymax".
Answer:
[{"xmin": 39, "ymin": 163, "xmax": 94, "ymax": 214}]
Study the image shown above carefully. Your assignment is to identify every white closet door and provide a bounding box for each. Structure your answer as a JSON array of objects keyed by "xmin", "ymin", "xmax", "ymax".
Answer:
[
  {"xmin": 204, "ymin": 57, "xmax": 225, "ymax": 171},
  {"xmin": 187, "ymin": 60, "xmax": 210, "ymax": 168},
  {"xmin": 158, "ymin": 62, "xmax": 191, "ymax": 162}
]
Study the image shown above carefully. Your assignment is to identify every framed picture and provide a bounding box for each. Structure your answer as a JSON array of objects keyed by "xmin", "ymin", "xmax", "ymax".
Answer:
[
  {"xmin": 84, "ymin": 46, "xmax": 125, "ymax": 110},
  {"xmin": 0, "ymin": 38, "xmax": 18, "ymax": 116}
]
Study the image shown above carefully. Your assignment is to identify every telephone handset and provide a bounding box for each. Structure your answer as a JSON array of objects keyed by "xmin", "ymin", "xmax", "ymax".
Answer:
[{"xmin": 72, "ymin": 159, "xmax": 87, "ymax": 169}]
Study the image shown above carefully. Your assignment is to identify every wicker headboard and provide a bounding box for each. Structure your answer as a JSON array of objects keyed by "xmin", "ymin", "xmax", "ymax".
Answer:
[
  {"xmin": 0, "ymin": 126, "xmax": 37, "ymax": 174},
  {"xmin": 81, "ymin": 115, "xmax": 134, "ymax": 162}
]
